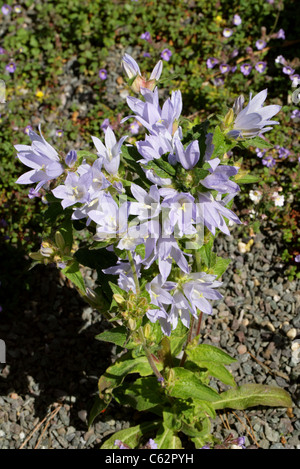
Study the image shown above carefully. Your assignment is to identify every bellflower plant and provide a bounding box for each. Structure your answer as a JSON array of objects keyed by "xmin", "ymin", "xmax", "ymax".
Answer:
[{"xmin": 15, "ymin": 52, "xmax": 291, "ymax": 450}]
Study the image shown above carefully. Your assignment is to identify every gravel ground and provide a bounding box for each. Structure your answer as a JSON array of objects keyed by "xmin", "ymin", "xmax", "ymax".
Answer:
[{"xmin": 0, "ymin": 220, "xmax": 299, "ymax": 450}]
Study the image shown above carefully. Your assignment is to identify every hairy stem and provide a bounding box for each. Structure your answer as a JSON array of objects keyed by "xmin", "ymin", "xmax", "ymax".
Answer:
[{"xmin": 138, "ymin": 327, "xmax": 164, "ymax": 383}]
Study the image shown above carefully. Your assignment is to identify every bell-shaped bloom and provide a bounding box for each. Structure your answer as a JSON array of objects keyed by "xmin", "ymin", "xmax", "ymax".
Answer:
[
  {"xmin": 91, "ymin": 127, "xmax": 127, "ymax": 175},
  {"xmin": 196, "ymin": 192, "xmax": 241, "ymax": 236},
  {"xmin": 200, "ymin": 159, "xmax": 240, "ymax": 194},
  {"xmin": 52, "ymin": 170, "xmax": 92, "ymax": 209},
  {"xmin": 174, "ymin": 139, "xmax": 200, "ymax": 170},
  {"xmin": 129, "ymin": 184, "xmax": 161, "ymax": 221},
  {"xmin": 122, "ymin": 53, "xmax": 163, "ymax": 93},
  {"xmin": 227, "ymin": 89, "xmax": 281, "ymax": 139},
  {"xmin": 15, "ymin": 125, "xmax": 64, "ymax": 191}
]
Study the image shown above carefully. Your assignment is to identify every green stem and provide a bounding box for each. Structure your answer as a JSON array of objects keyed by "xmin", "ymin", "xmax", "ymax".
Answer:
[
  {"xmin": 138, "ymin": 327, "xmax": 164, "ymax": 383},
  {"xmin": 179, "ymin": 315, "xmax": 195, "ymax": 367}
]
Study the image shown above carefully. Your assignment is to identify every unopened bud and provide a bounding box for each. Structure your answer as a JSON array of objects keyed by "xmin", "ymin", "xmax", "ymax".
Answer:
[
  {"xmin": 128, "ymin": 318, "xmax": 137, "ymax": 331},
  {"xmin": 144, "ymin": 323, "xmax": 151, "ymax": 339},
  {"xmin": 223, "ymin": 108, "xmax": 234, "ymax": 127},
  {"xmin": 55, "ymin": 231, "xmax": 65, "ymax": 250},
  {"xmin": 65, "ymin": 149, "xmax": 77, "ymax": 168},
  {"xmin": 113, "ymin": 293, "xmax": 126, "ymax": 305}
]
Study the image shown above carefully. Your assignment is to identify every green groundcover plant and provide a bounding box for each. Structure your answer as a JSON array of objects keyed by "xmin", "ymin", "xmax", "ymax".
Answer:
[{"xmin": 14, "ymin": 52, "xmax": 292, "ymax": 449}]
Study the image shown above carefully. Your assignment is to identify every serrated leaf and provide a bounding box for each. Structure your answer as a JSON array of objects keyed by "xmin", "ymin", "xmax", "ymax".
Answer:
[
  {"xmin": 113, "ymin": 377, "xmax": 167, "ymax": 412},
  {"xmin": 239, "ymin": 137, "xmax": 273, "ymax": 150},
  {"xmin": 211, "ymin": 383, "xmax": 293, "ymax": 410},
  {"xmin": 62, "ymin": 261, "xmax": 85, "ymax": 293},
  {"xmin": 167, "ymin": 367, "xmax": 220, "ymax": 402},
  {"xmin": 95, "ymin": 326, "xmax": 132, "ymax": 348},
  {"xmin": 196, "ymin": 361, "xmax": 236, "ymax": 387},
  {"xmin": 100, "ymin": 421, "xmax": 159, "ymax": 449},
  {"xmin": 98, "ymin": 353, "xmax": 163, "ymax": 400},
  {"xmin": 186, "ymin": 343, "xmax": 237, "ymax": 366},
  {"xmin": 208, "ymin": 256, "xmax": 231, "ymax": 278}
]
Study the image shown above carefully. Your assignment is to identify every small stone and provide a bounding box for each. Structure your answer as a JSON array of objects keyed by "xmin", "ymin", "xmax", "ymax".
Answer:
[
  {"xmin": 237, "ymin": 344, "xmax": 247, "ymax": 355},
  {"xmin": 287, "ymin": 328, "xmax": 297, "ymax": 340}
]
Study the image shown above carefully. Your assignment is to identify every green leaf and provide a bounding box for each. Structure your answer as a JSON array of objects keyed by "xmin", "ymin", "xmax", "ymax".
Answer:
[
  {"xmin": 235, "ymin": 174, "xmax": 260, "ymax": 184},
  {"xmin": 211, "ymin": 383, "xmax": 293, "ymax": 410},
  {"xmin": 208, "ymin": 257, "xmax": 231, "ymax": 278},
  {"xmin": 62, "ymin": 261, "xmax": 86, "ymax": 293},
  {"xmin": 100, "ymin": 421, "xmax": 159, "ymax": 449},
  {"xmin": 95, "ymin": 326, "xmax": 130, "ymax": 348},
  {"xmin": 186, "ymin": 343, "xmax": 237, "ymax": 366},
  {"xmin": 167, "ymin": 367, "xmax": 220, "ymax": 402},
  {"xmin": 155, "ymin": 423, "xmax": 182, "ymax": 449},
  {"xmin": 197, "ymin": 361, "xmax": 236, "ymax": 387},
  {"xmin": 113, "ymin": 376, "xmax": 167, "ymax": 412},
  {"xmin": 239, "ymin": 137, "xmax": 273, "ymax": 150},
  {"xmin": 211, "ymin": 126, "xmax": 228, "ymax": 159},
  {"xmin": 88, "ymin": 395, "xmax": 107, "ymax": 428},
  {"xmin": 98, "ymin": 353, "xmax": 163, "ymax": 401}
]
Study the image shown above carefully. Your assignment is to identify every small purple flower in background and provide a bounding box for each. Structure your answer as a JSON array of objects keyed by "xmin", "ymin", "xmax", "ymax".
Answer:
[
  {"xmin": 56, "ymin": 129, "xmax": 64, "ymax": 137},
  {"xmin": 114, "ymin": 439, "xmax": 130, "ymax": 449},
  {"xmin": 230, "ymin": 65, "xmax": 237, "ymax": 73},
  {"xmin": 212, "ymin": 77, "xmax": 224, "ymax": 87},
  {"xmin": 0, "ymin": 47, "xmax": 5, "ymax": 55},
  {"xmin": 28, "ymin": 188, "xmax": 42, "ymax": 199},
  {"xmin": 1, "ymin": 4, "xmax": 12, "ymax": 15},
  {"xmin": 295, "ymin": 255, "xmax": 300, "ymax": 263},
  {"xmin": 275, "ymin": 55, "xmax": 286, "ymax": 65},
  {"xmin": 129, "ymin": 120, "xmax": 140, "ymax": 135},
  {"xmin": 277, "ymin": 146, "xmax": 290, "ymax": 159},
  {"xmin": 276, "ymin": 29, "xmax": 285, "ymax": 39},
  {"xmin": 143, "ymin": 52, "xmax": 151, "ymax": 58},
  {"xmin": 282, "ymin": 65, "xmax": 295, "ymax": 75},
  {"xmin": 140, "ymin": 31, "xmax": 151, "ymax": 42},
  {"xmin": 231, "ymin": 49, "xmax": 239, "ymax": 58},
  {"xmin": 219, "ymin": 63, "xmax": 231, "ymax": 74},
  {"xmin": 255, "ymin": 148, "xmax": 267, "ymax": 158},
  {"xmin": 290, "ymin": 74, "xmax": 300, "ymax": 87},
  {"xmin": 262, "ymin": 155, "xmax": 276, "ymax": 168},
  {"xmin": 161, "ymin": 48, "xmax": 172, "ymax": 61},
  {"xmin": 291, "ymin": 109, "xmax": 300, "ymax": 119},
  {"xmin": 240, "ymin": 63, "xmax": 252, "ymax": 76},
  {"xmin": 223, "ymin": 28, "xmax": 233, "ymax": 38},
  {"xmin": 5, "ymin": 62, "xmax": 16, "ymax": 73},
  {"xmin": 14, "ymin": 5, "xmax": 22, "ymax": 13},
  {"xmin": 99, "ymin": 69, "xmax": 107, "ymax": 80},
  {"xmin": 24, "ymin": 125, "xmax": 33, "ymax": 135},
  {"xmin": 256, "ymin": 39, "xmax": 266, "ymax": 50},
  {"xmin": 233, "ymin": 14, "xmax": 242, "ymax": 26},
  {"xmin": 101, "ymin": 118, "xmax": 110, "ymax": 131},
  {"xmin": 206, "ymin": 57, "xmax": 219, "ymax": 69},
  {"xmin": 255, "ymin": 61, "xmax": 267, "ymax": 73}
]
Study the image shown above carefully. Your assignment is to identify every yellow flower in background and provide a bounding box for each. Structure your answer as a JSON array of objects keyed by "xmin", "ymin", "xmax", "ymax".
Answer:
[
  {"xmin": 36, "ymin": 90, "xmax": 44, "ymax": 99},
  {"xmin": 215, "ymin": 15, "xmax": 223, "ymax": 23}
]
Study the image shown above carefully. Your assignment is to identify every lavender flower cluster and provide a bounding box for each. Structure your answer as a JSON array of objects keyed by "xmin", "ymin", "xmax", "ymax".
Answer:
[{"xmin": 15, "ymin": 54, "xmax": 281, "ymax": 336}]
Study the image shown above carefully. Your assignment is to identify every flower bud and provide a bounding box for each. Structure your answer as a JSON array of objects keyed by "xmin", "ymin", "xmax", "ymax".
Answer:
[
  {"xmin": 144, "ymin": 323, "xmax": 151, "ymax": 339},
  {"xmin": 55, "ymin": 231, "xmax": 65, "ymax": 250},
  {"xmin": 65, "ymin": 149, "xmax": 77, "ymax": 168},
  {"xmin": 128, "ymin": 318, "xmax": 137, "ymax": 331},
  {"xmin": 113, "ymin": 293, "xmax": 126, "ymax": 305},
  {"xmin": 223, "ymin": 108, "xmax": 234, "ymax": 127}
]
